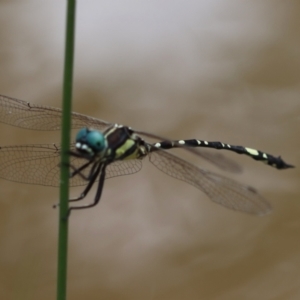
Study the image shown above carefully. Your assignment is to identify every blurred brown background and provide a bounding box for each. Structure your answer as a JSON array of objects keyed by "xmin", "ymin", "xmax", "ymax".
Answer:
[{"xmin": 0, "ymin": 1, "xmax": 299, "ymax": 299}]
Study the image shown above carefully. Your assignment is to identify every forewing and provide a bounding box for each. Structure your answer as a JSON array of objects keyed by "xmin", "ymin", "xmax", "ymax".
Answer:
[{"xmin": 0, "ymin": 94, "xmax": 111, "ymax": 131}]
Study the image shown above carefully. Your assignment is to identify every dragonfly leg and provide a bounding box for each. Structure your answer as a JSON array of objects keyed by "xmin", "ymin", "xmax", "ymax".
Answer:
[
  {"xmin": 69, "ymin": 163, "xmax": 102, "ymax": 203},
  {"xmin": 60, "ymin": 158, "xmax": 93, "ymax": 181},
  {"xmin": 52, "ymin": 162, "xmax": 101, "ymax": 211},
  {"xmin": 69, "ymin": 159, "xmax": 97, "ymax": 181},
  {"xmin": 69, "ymin": 164, "xmax": 106, "ymax": 213}
]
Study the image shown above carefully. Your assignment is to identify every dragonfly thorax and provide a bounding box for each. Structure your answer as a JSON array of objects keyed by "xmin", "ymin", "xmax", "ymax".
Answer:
[{"xmin": 104, "ymin": 125, "xmax": 149, "ymax": 161}]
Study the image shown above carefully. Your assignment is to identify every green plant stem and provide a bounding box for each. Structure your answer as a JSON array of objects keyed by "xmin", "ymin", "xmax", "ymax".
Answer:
[{"xmin": 57, "ymin": 1, "xmax": 76, "ymax": 299}]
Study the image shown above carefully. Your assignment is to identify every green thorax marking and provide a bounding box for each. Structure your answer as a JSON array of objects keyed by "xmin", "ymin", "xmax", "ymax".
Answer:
[{"xmin": 104, "ymin": 125, "xmax": 148, "ymax": 161}]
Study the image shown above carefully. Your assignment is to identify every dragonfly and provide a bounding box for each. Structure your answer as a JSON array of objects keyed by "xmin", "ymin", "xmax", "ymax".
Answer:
[{"xmin": 0, "ymin": 95, "xmax": 293, "ymax": 215}]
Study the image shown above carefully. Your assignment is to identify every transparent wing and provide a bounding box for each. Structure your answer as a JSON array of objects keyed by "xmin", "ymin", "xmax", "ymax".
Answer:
[
  {"xmin": 148, "ymin": 147, "xmax": 271, "ymax": 215},
  {"xmin": 0, "ymin": 143, "xmax": 142, "ymax": 187},
  {"xmin": 136, "ymin": 130, "xmax": 242, "ymax": 173},
  {"xmin": 0, "ymin": 94, "xmax": 112, "ymax": 131}
]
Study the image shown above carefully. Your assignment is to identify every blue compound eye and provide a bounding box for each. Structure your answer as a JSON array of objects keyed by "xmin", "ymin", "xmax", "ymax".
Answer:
[
  {"xmin": 86, "ymin": 130, "xmax": 107, "ymax": 152},
  {"xmin": 76, "ymin": 128, "xmax": 107, "ymax": 153}
]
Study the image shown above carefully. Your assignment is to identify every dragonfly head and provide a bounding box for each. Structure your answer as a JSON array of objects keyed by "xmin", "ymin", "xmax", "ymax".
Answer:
[{"xmin": 75, "ymin": 128, "xmax": 107, "ymax": 156}]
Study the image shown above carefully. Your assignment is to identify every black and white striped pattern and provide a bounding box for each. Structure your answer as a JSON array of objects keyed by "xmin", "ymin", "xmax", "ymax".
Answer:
[{"xmin": 153, "ymin": 139, "xmax": 293, "ymax": 170}]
